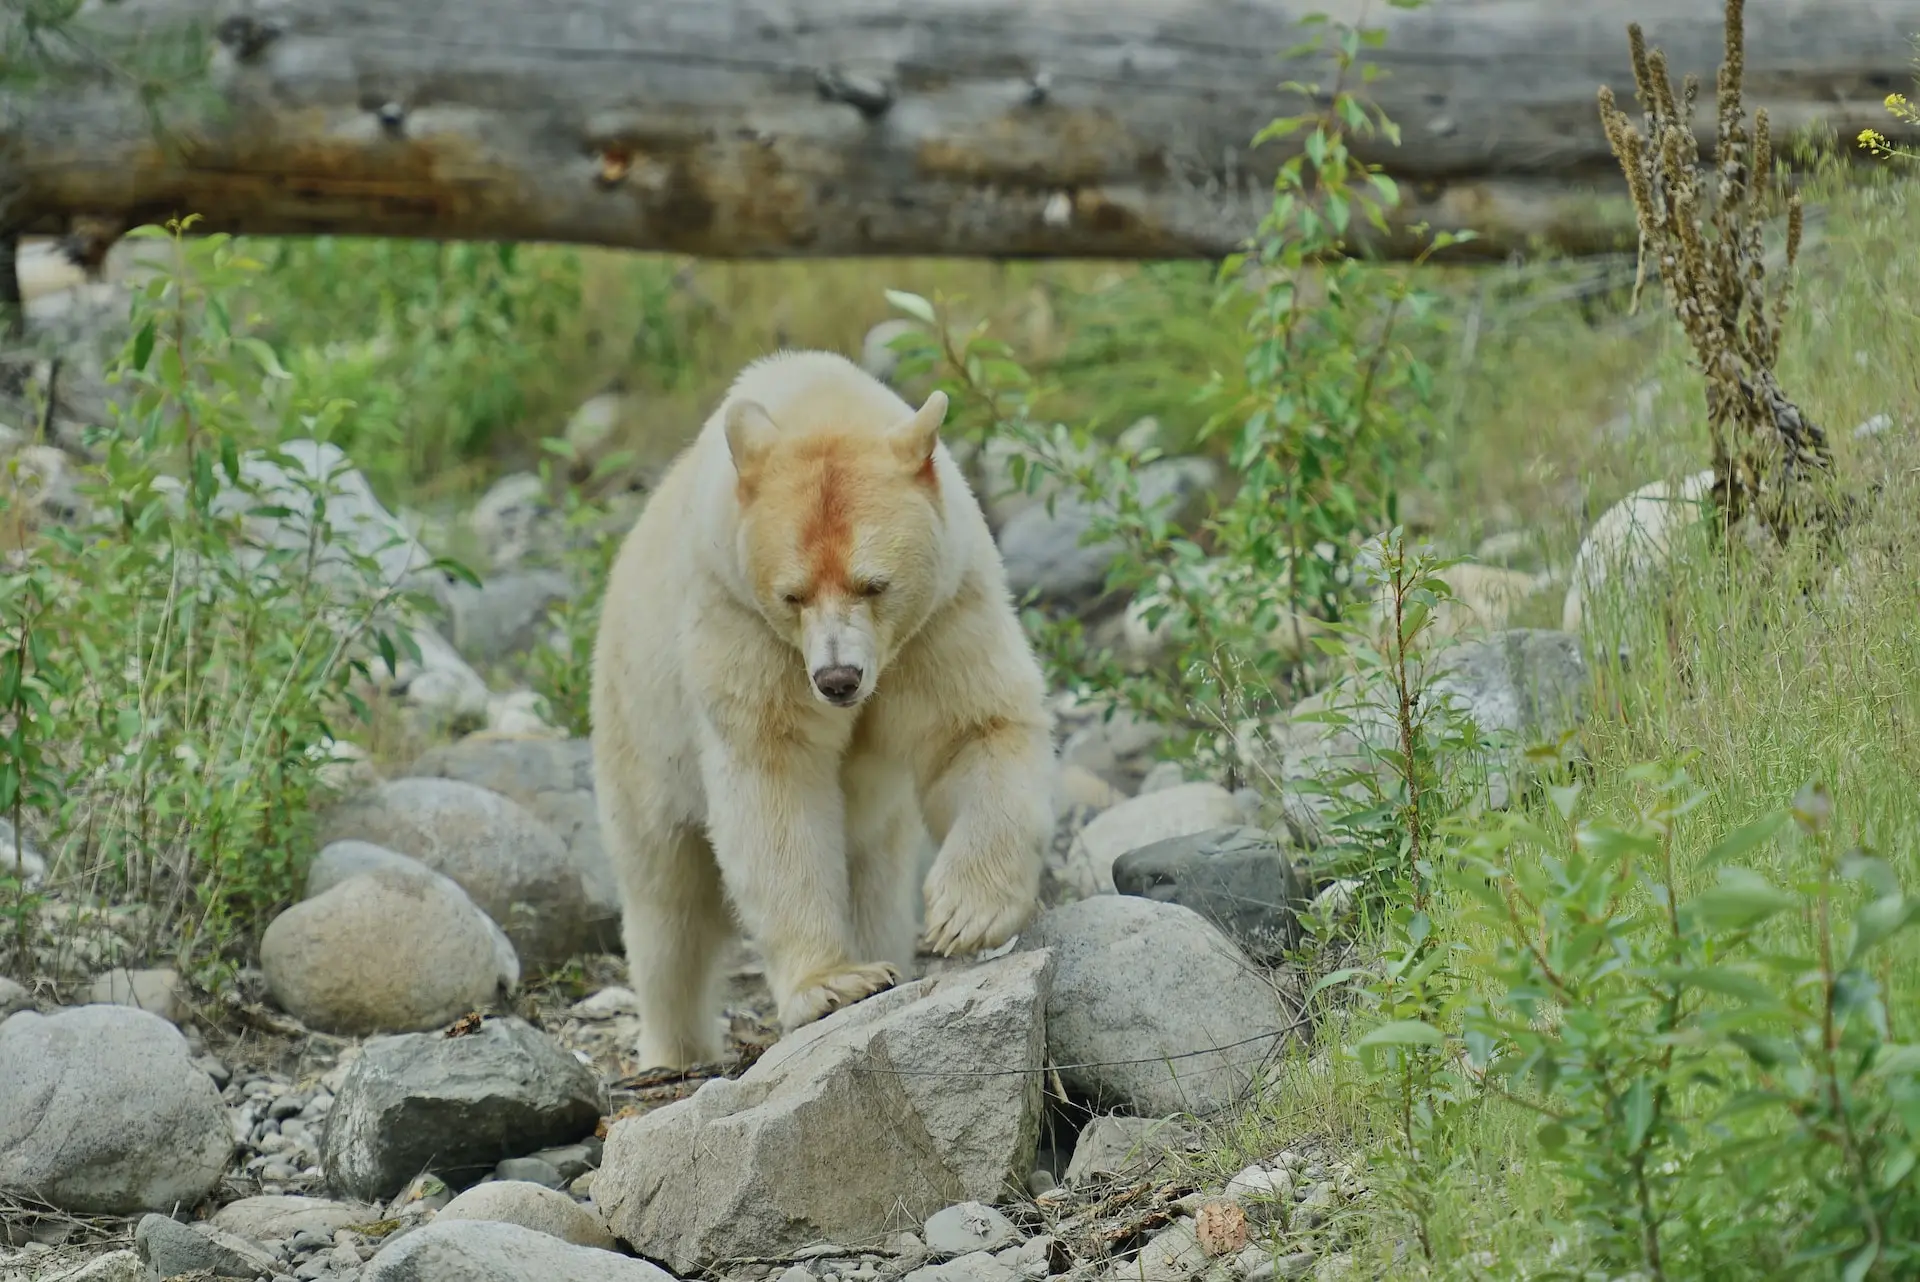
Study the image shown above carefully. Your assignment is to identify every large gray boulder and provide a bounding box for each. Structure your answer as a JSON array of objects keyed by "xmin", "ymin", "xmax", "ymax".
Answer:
[
  {"xmin": 408, "ymin": 737, "xmax": 621, "ymax": 936},
  {"xmin": 363, "ymin": 1219, "xmax": 673, "ymax": 1282},
  {"xmin": 304, "ymin": 841, "xmax": 522, "ymax": 992},
  {"xmin": 321, "ymin": 1016, "xmax": 608, "ymax": 1203},
  {"xmin": 594, "ymin": 950, "xmax": 1054, "ymax": 1273},
  {"xmin": 1017, "ymin": 897, "xmax": 1296, "ymax": 1117},
  {"xmin": 445, "ymin": 570, "xmax": 573, "ymax": 663},
  {"xmin": 261, "ymin": 863, "xmax": 513, "ymax": 1036},
  {"xmin": 0, "ymin": 1005, "xmax": 231, "ymax": 1214},
  {"xmin": 206, "ymin": 438, "xmax": 440, "ymax": 595},
  {"xmin": 316, "ymin": 776, "xmax": 597, "ymax": 971}
]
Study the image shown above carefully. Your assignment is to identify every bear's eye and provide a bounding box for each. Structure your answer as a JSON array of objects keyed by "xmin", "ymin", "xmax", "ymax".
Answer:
[
  {"xmin": 858, "ymin": 579, "xmax": 889, "ymax": 598},
  {"xmin": 782, "ymin": 591, "xmax": 806, "ymax": 607}
]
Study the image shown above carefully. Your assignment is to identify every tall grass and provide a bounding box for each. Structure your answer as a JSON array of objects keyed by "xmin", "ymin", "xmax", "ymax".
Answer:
[{"xmin": 1201, "ymin": 154, "xmax": 1920, "ymax": 1279}]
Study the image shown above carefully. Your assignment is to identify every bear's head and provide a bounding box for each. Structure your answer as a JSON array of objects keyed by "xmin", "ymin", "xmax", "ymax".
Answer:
[{"xmin": 724, "ymin": 388, "xmax": 951, "ymax": 709}]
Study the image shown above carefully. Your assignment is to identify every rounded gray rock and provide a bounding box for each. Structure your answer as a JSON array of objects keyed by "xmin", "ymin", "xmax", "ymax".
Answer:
[
  {"xmin": 0, "ymin": 1005, "xmax": 231, "ymax": 1214},
  {"xmin": 316, "ymin": 776, "xmax": 592, "ymax": 970},
  {"xmin": 84, "ymin": 966, "xmax": 188, "ymax": 1023},
  {"xmin": 439, "ymin": 1178, "xmax": 617, "ymax": 1249},
  {"xmin": 407, "ymin": 736, "xmax": 621, "ymax": 933},
  {"xmin": 363, "ymin": 1218, "xmax": 671, "ymax": 1282},
  {"xmin": 306, "ymin": 841, "xmax": 522, "ymax": 992},
  {"xmin": 210, "ymin": 1194, "xmax": 380, "ymax": 1241},
  {"xmin": 1017, "ymin": 897, "xmax": 1296, "ymax": 1117},
  {"xmin": 262, "ymin": 866, "xmax": 508, "ymax": 1036}
]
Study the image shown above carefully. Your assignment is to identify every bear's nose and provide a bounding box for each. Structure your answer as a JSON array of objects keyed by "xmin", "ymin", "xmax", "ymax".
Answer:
[{"xmin": 812, "ymin": 665, "xmax": 864, "ymax": 705}]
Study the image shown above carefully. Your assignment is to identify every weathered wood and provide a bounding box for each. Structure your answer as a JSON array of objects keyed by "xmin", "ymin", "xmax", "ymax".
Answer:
[{"xmin": 3, "ymin": 0, "xmax": 1916, "ymax": 261}]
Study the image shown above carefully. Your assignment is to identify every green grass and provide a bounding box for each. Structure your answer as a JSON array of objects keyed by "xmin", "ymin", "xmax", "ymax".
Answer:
[{"xmin": 1178, "ymin": 160, "xmax": 1920, "ymax": 1277}]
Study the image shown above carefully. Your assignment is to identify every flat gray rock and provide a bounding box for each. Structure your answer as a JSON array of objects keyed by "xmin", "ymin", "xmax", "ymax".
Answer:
[
  {"xmin": 1062, "ymin": 1116, "xmax": 1193, "ymax": 1186},
  {"xmin": 595, "ymin": 951, "xmax": 1054, "ymax": 1273},
  {"xmin": 210, "ymin": 1194, "xmax": 380, "ymax": 1241},
  {"xmin": 924, "ymin": 1202, "xmax": 1019, "ymax": 1256},
  {"xmin": 135, "ymin": 1213, "xmax": 278, "ymax": 1279}
]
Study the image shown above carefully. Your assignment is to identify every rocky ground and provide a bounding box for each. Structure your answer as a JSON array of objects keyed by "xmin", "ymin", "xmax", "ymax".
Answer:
[{"xmin": 2, "ymin": 239, "xmax": 1618, "ymax": 1282}]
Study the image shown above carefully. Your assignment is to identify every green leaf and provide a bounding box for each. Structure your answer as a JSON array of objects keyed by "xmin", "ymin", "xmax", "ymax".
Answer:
[
  {"xmin": 1357, "ymin": 1020, "xmax": 1444, "ymax": 1048},
  {"xmin": 131, "ymin": 319, "xmax": 156, "ymax": 372},
  {"xmin": 1685, "ymin": 867, "xmax": 1798, "ymax": 932},
  {"xmin": 1839, "ymin": 850, "xmax": 1901, "ymax": 899},
  {"xmin": 1850, "ymin": 894, "xmax": 1918, "ymax": 964},
  {"xmin": 1879, "ymin": 1146, "xmax": 1916, "ymax": 1192},
  {"xmin": 883, "ymin": 289, "xmax": 937, "ymax": 326},
  {"xmin": 1868, "ymin": 1044, "xmax": 1920, "ymax": 1080},
  {"xmin": 1700, "ymin": 811, "xmax": 1788, "ymax": 868},
  {"xmin": 1623, "ymin": 1076, "xmax": 1654, "ymax": 1148},
  {"xmin": 1791, "ymin": 779, "xmax": 1833, "ymax": 835},
  {"xmin": 1665, "ymin": 965, "xmax": 1780, "ymax": 1007},
  {"xmin": 1536, "ymin": 1121, "xmax": 1568, "ymax": 1151},
  {"xmin": 239, "ymin": 337, "xmax": 291, "ymax": 381}
]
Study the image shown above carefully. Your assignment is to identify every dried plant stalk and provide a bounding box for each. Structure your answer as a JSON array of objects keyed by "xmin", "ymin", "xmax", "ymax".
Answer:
[{"xmin": 1597, "ymin": 0, "xmax": 1839, "ymax": 545}]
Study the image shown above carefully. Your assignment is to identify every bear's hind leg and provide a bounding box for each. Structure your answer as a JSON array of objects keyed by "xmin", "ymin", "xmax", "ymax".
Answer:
[{"xmin": 616, "ymin": 823, "xmax": 733, "ymax": 1070}]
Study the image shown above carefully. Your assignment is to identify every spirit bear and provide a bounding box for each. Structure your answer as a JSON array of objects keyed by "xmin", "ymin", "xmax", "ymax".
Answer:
[{"xmin": 590, "ymin": 349, "xmax": 1056, "ymax": 1069}]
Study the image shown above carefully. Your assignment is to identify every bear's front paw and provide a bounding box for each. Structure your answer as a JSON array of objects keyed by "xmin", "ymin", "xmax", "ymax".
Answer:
[
  {"xmin": 778, "ymin": 961, "xmax": 902, "ymax": 1032},
  {"xmin": 922, "ymin": 864, "xmax": 1036, "ymax": 958}
]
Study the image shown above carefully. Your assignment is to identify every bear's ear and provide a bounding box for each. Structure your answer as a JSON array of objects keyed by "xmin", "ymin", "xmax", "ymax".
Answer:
[
  {"xmin": 888, "ymin": 390, "xmax": 948, "ymax": 476},
  {"xmin": 724, "ymin": 398, "xmax": 780, "ymax": 483}
]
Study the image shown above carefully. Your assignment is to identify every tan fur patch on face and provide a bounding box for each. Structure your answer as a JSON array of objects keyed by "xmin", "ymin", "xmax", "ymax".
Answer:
[
  {"xmin": 739, "ymin": 427, "xmax": 942, "ymax": 621},
  {"xmin": 795, "ymin": 441, "xmax": 855, "ymax": 597}
]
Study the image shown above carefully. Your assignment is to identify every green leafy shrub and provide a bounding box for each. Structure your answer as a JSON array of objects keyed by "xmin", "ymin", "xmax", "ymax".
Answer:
[
  {"xmin": 1369, "ymin": 766, "xmax": 1920, "ymax": 1280},
  {"xmin": 0, "ymin": 217, "xmax": 457, "ymax": 984},
  {"xmin": 242, "ymin": 236, "xmax": 591, "ymax": 490},
  {"xmin": 879, "ymin": 0, "xmax": 1467, "ymax": 783}
]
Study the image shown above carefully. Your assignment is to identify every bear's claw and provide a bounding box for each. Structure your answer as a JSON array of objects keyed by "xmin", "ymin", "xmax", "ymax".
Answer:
[
  {"xmin": 922, "ymin": 876, "xmax": 1033, "ymax": 958},
  {"xmin": 778, "ymin": 960, "xmax": 902, "ymax": 1031}
]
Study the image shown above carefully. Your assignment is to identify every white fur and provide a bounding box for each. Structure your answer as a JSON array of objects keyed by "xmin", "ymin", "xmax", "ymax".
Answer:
[{"xmin": 589, "ymin": 351, "xmax": 1057, "ymax": 1069}]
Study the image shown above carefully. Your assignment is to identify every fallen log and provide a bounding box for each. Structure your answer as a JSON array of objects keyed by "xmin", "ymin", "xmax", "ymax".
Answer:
[{"xmin": 3, "ymin": 0, "xmax": 1916, "ymax": 262}]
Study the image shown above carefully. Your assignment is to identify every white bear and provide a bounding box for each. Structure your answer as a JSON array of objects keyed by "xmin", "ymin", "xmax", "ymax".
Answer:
[{"xmin": 589, "ymin": 349, "xmax": 1057, "ymax": 1069}]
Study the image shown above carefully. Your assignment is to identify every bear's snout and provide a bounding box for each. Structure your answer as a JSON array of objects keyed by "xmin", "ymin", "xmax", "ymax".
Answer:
[{"xmin": 812, "ymin": 664, "xmax": 865, "ymax": 707}]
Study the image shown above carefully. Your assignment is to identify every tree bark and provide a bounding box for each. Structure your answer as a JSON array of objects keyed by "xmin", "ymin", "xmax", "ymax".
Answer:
[{"xmin": 3, "ymin": 0, "xmax": 1915, "ymax": 262}]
